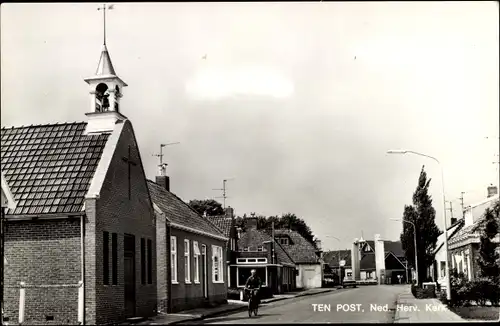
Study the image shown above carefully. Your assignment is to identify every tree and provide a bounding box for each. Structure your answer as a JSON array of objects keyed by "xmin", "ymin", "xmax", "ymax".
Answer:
[
  {"xmin": 400, "ymin": 165, "xmax": 441, "ymax": 286},
  {"xmin": 477, "ymin": 199, "xmax": 500, "ymax": 281},
  {"xmin": 188, "ymin": 199, "xmax": 225, "ymax": 217}
]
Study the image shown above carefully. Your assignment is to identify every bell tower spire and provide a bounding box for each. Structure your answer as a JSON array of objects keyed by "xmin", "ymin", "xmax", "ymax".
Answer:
[{"xmin": 83, "ymin": 4, "xmax": 128, "ymax": 135}]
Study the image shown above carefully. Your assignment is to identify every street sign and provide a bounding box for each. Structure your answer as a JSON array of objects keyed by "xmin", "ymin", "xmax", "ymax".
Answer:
[{"xmin": 340, "ymin": 260, "xmax": 346, "ymax": 267}]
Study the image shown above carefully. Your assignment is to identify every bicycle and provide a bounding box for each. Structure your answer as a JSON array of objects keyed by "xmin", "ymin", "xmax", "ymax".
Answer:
[{"xmin": 246, "ymin": 288, "xmax": 259, "ymax": 317}]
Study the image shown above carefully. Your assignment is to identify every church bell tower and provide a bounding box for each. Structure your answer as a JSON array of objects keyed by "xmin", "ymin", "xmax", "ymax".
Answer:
[{"xmin": 83, "ymin": 4, "xmax": 128, "ymax": 135}]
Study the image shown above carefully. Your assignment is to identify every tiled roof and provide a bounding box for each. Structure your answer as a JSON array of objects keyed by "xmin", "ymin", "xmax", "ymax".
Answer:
[
  {"xmin": 383, "ymin": 241, "xmax": 404, "ymax": 257},
  {"xmin": 1, "ymin": 122, "xmax": 110, "ymax": 215},
  {"xmin": 323, "ymin": 250, "xmax": 352, "ymax": 267},
  {"xmin": 147, "ymin": 180, "xmax": 225, "ymax": 238},
  {"xmin": 209, "ymin": 215, "xmax": 233, "ymax": 238},
  {"xmin": 274, "ymin": 229, "xmax": 319, "ymax": 264},
  {"xmin": 361, "ymin": 240, "xmax": 404, "ymax": 258},
  {"xmin": 434, "ymin": 219, "xmax": 465, "ymax": 253},
  {"xmin": 360, "ymin": 253, "xmax": 375, "ymax": 270},
  {"xmin": 238, "ymin": 229, "xmax": 295, "ymax": 266},
  {"xmin": 450, "ymin": 199, "xmax": 499, "ymax": 244}
]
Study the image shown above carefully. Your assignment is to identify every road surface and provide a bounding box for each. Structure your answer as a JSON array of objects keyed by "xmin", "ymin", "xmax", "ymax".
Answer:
[{"xmin": 182, "ymin": 285, "xmax": 406, "ymax": 324}]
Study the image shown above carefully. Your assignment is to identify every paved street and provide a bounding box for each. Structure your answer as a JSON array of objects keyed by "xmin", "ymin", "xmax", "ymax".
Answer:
[{"xmin": 181, "ymin": 285, "xmax": 406, "ymax": 324}]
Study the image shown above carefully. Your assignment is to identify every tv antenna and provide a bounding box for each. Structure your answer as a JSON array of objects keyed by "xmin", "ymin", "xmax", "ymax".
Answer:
[
  {"xmin": 212, "ymin": 178, "xmax": 235, "ymax": 209},
  {"xmin": 153, "ymin": 142, "xmax": 180, "ymax": 165}
]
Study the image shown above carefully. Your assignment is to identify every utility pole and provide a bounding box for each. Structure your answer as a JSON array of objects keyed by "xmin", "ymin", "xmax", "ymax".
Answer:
[
  {"xmin": 212, "ymin": 178, "xmax": 234, "ymax": 209},
  {"xmin": 271, "ymin": 221, "xmax": 276, "ymax": 264},
  {"xmin": 447, "ymin": 201, "xmax": 454, "ymax": 220}
]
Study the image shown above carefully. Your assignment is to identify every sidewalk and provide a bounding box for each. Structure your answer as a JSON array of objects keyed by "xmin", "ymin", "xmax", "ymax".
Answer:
[
  {"xmin": 134, "ymin": 288, "xmax": 335, "ymax": 325},
  {"xmin": 393, "ymin": 286, "xmax": 467, "ymax": 323}
]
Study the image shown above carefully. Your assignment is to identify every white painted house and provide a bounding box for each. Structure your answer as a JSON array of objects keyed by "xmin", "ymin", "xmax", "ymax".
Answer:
[
  {"xmin": 431, "ymin": 219, "xmax": 464, "ymax": 287},
  {"xmin": 274, "ymin": 229, "xmax": 323, "ymax": 289},
  {"xmin": 448, "ymin": 190, "xmax": 499, "ymax": 281}
]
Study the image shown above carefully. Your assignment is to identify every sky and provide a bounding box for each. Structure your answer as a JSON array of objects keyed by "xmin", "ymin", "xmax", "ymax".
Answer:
[{"xmin": 1, "ymin": 2, "xmax": 499, "ymax": 251}]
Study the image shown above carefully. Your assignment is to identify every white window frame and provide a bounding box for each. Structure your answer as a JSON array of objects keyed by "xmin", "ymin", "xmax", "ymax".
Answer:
[
  {"xmin": 193, "ymin": 241, "xmax": 200, "ymax": 284},
  {"xmin": 212, "ymin": 245, "xmax": 224, "ymax": 283},
  {"xmin": 257, "ymin": 246, "xmax": 264, "ymax": 252},
  {"xmin": 171, "ymin": 236, "xmax": 178, "ymax": 283},
  {"xmin": 184, "ymin": 239, "xmax": 191, "ymax": 283},
  {"xmin": 280, "ymin": 238, "xmax": 289, "ymax": 245}
]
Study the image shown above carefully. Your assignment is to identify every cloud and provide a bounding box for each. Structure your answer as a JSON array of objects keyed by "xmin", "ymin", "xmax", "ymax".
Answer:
[{"xmin": 185, "ymin": 64, "xmax": 294, "ymax": 100}]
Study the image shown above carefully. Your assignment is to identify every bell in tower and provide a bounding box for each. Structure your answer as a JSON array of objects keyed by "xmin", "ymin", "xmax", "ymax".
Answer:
[{"xmin": 83, "ymin": 5, "xmax": 128, "ymax": 135}]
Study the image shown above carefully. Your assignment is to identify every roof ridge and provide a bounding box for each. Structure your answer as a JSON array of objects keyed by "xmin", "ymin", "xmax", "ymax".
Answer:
[
  {"xmin": 1, "ymin": 121, "xmax": 86, "ymax": 130},
  {"xmin": 147, "ymin": 179, "xmax": 226, "ymax": 238}
]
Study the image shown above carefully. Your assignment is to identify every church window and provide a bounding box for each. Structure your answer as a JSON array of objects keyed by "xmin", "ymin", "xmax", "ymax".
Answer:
[
  {"xmin": 141, "ymin": 238, "xmax": 146, "ymax": 285},
  {"xmin": 103, "ymin": 231, "xmax": 109, "ymax": 285},
  {"xmin": 112, "ymin": 233, "xmax": 117, "ymax": 285},
  {"xmin": 147, "ymin": 239, "xmax": 153, "ymax": 284}
]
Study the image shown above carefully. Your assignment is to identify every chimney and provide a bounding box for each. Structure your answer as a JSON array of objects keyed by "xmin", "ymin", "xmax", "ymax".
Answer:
[
  {"xmin": 156, "ymin": 163, "xmax": 170, "ymax": 191},
  {"xmin": 487, "ymin": 185, "xmax": 498, "ymax": 198},
  {"xmin": 314, "ymin": 239, "xmax": 322, "ymax": 251},
  {"xmin": 245, "ymin": 216, "xmax": 258, "ymax": 230},
  {"xmin": 225, "ymin": 206, "xmax": 234, "ymax": 219}
]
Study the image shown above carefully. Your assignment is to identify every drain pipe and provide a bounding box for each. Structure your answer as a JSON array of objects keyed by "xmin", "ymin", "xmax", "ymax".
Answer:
[{"xmin": 78, "ymin": 214, "xmax": 86, "ymax": 325}]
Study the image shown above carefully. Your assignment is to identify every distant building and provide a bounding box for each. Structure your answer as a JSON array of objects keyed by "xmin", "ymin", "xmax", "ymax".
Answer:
[
  {"xmin": 322, "ymin": 249, "xmax": 351, "ymax": 283},
  {"xmin": 448, "ymin": 189, "xmax": 499, "ymax": 281},
  {"xmin": 148, "ymin": 175, "xmax": 228, "ymax": 313},
  {"xmin": 208, "ymin": 207, "xmax": 239, "ymax": 289},
  {"xmin": 350, "ymin": 236, "xmax": 407, "ymax": 284},
  {"xmin": 273, "ymin": 229, "xmax": 323, "ymax": 289},
  {"xmin": 430, "ymin": 218, "xmax": 464, "ymax": 286},
  {"xmin": 236, "ymin": 217, "xmax": 296, "ymax": 294}
]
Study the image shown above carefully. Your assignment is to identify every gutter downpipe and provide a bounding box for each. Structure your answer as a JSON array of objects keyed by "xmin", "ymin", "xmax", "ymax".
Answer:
[{"xmin": 79, "ymin": 214, "xmax": 86, "ymax": 325}]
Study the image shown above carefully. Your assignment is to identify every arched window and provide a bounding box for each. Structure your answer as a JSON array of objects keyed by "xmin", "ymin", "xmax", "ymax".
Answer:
[{"xmin": 95, "ymin": 83, "xmax": 110, "ymax": 112}]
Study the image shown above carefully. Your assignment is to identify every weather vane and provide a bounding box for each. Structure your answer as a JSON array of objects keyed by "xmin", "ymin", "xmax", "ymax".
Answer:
[{"xmin": 97, "ymin": 4, "xmax": 115, "ymax": 45}]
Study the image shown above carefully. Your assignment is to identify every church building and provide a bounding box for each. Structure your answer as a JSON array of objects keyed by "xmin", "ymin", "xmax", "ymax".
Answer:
[{"xmin": 1, "ymin": 37, "xmax": 157, "ymax": 324}]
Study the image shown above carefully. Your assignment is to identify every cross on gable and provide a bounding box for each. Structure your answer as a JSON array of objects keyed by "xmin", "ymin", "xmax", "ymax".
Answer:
[{"xmin": 122, "ymin": 145, "xmax": 138, "ymax": 200}]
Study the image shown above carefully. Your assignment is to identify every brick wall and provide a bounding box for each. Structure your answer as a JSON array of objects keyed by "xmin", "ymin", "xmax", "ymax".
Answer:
[
  {"xmin": 85, "ymin": 120, "xmax": 157, "ymax": 325},
  {"xmin": 155, "ymin": 212, "xmax": 168, "ymax": 313},
  {"xmin": 3, "ymin": 219, "xmax": 81, "ymax": 325},
  {"xmin": 169, "ymin": 228, "xmax": 227, "ymax": 313}
]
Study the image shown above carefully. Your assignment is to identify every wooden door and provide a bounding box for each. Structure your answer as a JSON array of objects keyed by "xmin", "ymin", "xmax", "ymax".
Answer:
[{"xmin": 124, "ymin": 234, "xmax": 136, "ymax": 318}]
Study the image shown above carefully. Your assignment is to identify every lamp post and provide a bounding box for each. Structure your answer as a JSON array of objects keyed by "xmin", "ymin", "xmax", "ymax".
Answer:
[
  {"xmin": 387, "ymin": 149, "xmax": 451, "ymax": 300},
  {"xmin": 326, "ymin": 236, "xmax": 342, "ymax": 286},
  {"xmin": 390, "ymin": 218, "xmax": 418, "ymax": 285}
]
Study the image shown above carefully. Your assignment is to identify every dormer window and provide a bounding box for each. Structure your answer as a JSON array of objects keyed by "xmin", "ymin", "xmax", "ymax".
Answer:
[
  {"xmin": 279, "ymin": 238, "xmax": 289, "ymax": 245},
  {"xmin": 257, "ymin": 246, "xmax": 264, "ymax": 252},
  {"xmin": 243, "ymin": 247, "xmax": 249, "ymax": 252}
]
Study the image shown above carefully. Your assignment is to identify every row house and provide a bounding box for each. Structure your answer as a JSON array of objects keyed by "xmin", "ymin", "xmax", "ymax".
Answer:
[
  {"xmin": 148, "ymin": 171, "xmax": 228, "ymax": 313},
  {"xmin": 447, "ymin": 187, "xmax": 499, "ymax": 281}
]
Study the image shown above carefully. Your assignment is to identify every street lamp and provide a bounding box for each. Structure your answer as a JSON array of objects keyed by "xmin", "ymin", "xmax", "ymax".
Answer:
[
  {"xmin": 325, "ymin": 236, "xmax": 342, "ymax": 286},
  {"xmin": 387, "ymin": 149, "xmax": 451, "ymax": 300},
  {"xmin": 390, "ymin": 218, "xmax": 418, "ymax": 285}
]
